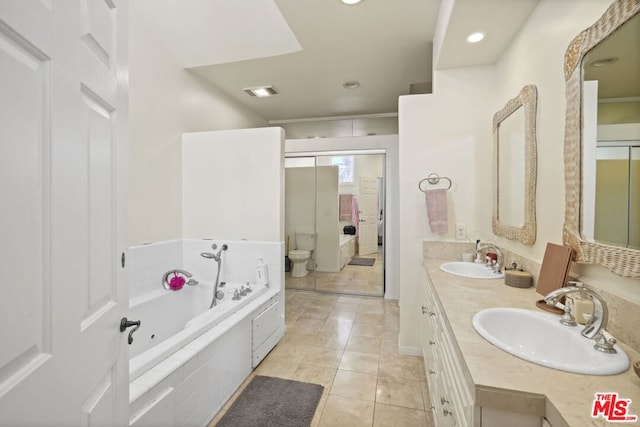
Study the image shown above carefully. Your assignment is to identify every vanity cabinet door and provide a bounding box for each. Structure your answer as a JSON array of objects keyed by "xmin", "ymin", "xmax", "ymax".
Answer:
[{"xmin": 422, "ymin": 267, "xmax": 475, "ymax": 426}]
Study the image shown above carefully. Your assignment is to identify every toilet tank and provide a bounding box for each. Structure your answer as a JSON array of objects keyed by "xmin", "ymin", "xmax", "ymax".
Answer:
[{"xmin": 295, "ymin": 232, "xmax": 315, "ymax": 250}]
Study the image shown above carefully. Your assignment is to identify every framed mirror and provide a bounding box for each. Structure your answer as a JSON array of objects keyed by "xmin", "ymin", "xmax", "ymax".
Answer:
[
  {"xmin": 563, "ymin": 0, "xmax": 640, "ymax": 278},
  {"xmin": 492, "ymin": 84, "xmax": 538, "ymax": 245}
]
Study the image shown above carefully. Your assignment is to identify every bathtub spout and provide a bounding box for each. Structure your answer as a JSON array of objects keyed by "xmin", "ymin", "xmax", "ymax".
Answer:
[{"xmin": 200, "ymin": 243, "xmax": 228, "ymax": 308}]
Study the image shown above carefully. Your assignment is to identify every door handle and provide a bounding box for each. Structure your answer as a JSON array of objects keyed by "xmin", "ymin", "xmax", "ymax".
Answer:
[{"xmin": 120, "ymin": 317, "xmax": 141, "ymax": 345}]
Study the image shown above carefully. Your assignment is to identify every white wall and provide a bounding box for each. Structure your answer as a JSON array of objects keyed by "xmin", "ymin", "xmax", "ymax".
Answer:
[
  {"xmin": 398, "ymin": 0, "xmax": 640, "ymax": 351},
  {"xmin": 182, "ymin": 127, "xmax": 284, "ymax": 242},
  {"xmin": 129, "ymin": 2, "xmax": 267, "ymax": 245},
  {"xmin": 398, "ymin": 68, "xmax": 497, "ymax": 350},
  {"xmin": 489, "ymin": 0, "xmax": 640, "ymax": 300},
  {"xmin": 285, "ymin": 135, "xmax": 400, "ymax": 299},
  {"xmin": 284, "ymin": 167, "xmax": 315, "ymax": 253}
]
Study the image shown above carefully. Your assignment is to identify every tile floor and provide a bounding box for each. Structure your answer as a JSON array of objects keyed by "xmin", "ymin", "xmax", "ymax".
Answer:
[
  {"xmin": 209, "ymin": 289, "xmax": 435, "ymax": 426},
  {"xmin": 286, "ymin": 249, "xmax": 384, "ymax": 297}
]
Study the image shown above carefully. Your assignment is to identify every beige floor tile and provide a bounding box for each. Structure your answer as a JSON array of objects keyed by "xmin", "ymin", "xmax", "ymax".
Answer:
[
  {"xmin": 355, "ymin": 312, "xmax": 385, "ymax": 325},
  {"xmin": 378, "ymin": 354, "xmax": 424, "ymax": 381},
  {"xmin": 319, "ymin": 395, "xmax": 375, "ymax": 427},
  {"xmin": 345, "ymin": 335, "xmax": 382, "ymax": 354},
  {"xmin": 301, "ymin": 347, "xmax": 344, "ymax": 368},
  {"xmin": 254, "ymin": 357, "xmax": 298, "ymax": 380},
  {"xmin": 320, "ymin": 318, "xmax": 354, "ymax": 334},
  {"xmin": 330, "ymin": 370, "xmax": 378, "ymax": 401},
  {"xmin": 376, "ymin": 376, "xmax": 425, "ymax": 410},
  {"xmin": 351, "ymin": 322, "xmax": 384, "ymax": 338},
  {"xmin": 292, "ymin": 363, "xmax": 337, "ymax": 390},
  {"xmin": 339, "ymin": 351, "xmax": 380, "ymax": 376},
  {"xmin": 315, "ymin": 331, "xmax": 349, "ymax": 350},
  {"xmin": 373, "ymin": 402, "xmax": 428, "ymax": 427},
  {"xmin": 292, "ymin": 316, "xmax": 326, "ymax": 331},
  {"xmin": 265, "ymin": 342, "xmax": 310, "ymax": 364}
]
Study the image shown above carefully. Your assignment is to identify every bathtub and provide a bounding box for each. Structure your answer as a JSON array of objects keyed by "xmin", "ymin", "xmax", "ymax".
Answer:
[
  {"xmin": 128, "ymin": 281, "xmax": 267, "ymax": 381},
  {"xmin": 340, "ymin": 234, "xmax": 356, "ymax": 269}
]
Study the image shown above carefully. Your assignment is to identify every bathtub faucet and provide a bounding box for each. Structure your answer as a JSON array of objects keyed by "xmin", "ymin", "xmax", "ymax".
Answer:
[{"xmin": 201, "ymin": 243, "xmax": 228, "ymax": 308}]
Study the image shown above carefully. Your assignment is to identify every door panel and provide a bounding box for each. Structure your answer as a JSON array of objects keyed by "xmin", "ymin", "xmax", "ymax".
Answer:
[
  {"xmin": 0, "ymin": 1, "xmax": 128, "ymax": 425},
  {"xmin": 358, "ymin": 177, "xmax": 378, "ymax": 256}
]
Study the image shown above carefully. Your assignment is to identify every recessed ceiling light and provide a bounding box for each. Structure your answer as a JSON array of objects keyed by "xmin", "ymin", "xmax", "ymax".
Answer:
[
  {"xmin": 343, "ymin": 81, "xmax": 360, "ymax": 89},
  {"xmin": 341, "ymin": 0, "xmax": 363, "ymax": 4},
  {"xmin": 243, "ymin": 86, "xmax": 278, "ymax": 97},
  {"xmin": 466, "ymin": 32, "xmax": 485, "ymax": 43},
  {"xmin": 590, "ymin": 57, "xmax": 618, "ymax": 67}
]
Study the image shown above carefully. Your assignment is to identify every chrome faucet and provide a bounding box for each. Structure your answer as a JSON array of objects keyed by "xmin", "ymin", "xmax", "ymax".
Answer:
[
  {"xmin": 476, "ymin": 242, "xmax": 502, "ymax": 272},
  {"xmin": 543, "ymin": 286, "xmax": 617, "ymax": 354},
  {"xmin": 201, "ymin": 243, "xmax": 228, "ymax": 308}
]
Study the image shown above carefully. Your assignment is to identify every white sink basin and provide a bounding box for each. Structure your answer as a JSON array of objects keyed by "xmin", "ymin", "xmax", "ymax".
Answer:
[
  {"xmin": 440, "ymin": 261, "xmax": 504, "ymax": 279},
  {"xmin": 472, "ymin": 307, "xmax": 629, "ymax": 375}
]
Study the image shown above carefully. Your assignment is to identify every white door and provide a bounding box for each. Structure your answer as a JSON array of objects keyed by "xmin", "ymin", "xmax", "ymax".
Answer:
[
  {"xmin": 358, "ymin": 177, "xmax": 379, "ymax": 256},
  {"xmin": 0, "ymin": 1, "xmax": 128, "ymax": 426}
]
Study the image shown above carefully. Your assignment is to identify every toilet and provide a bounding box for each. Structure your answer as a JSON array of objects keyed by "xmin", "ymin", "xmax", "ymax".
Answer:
[{"xmin": 288, "ymin": 232, "xmax": 315, "ymax": 277}]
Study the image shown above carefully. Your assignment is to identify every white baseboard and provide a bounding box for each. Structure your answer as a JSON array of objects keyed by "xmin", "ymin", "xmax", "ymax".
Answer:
[{"xmin": 398, "ymin": 345, "xmax": 422, "ymax": 357}]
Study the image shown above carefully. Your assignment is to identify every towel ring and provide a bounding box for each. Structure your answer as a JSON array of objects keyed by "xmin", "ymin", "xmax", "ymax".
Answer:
[{"xmin": 418, "ymin": 173, "xmax": 452, "ymax": 192}]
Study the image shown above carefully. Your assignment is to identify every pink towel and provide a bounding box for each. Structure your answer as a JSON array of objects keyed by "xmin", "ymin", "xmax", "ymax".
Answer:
[
  {"xmin": 339, "ymin": 194, "xmax": 353, "ymax": 221},
  {"xmin": 425, "ymin": 189, "xmax": 448, "ymax": 234},
  {"xmin": 351, "ymin": 197, "xmax": 360, "ymax": 238}
]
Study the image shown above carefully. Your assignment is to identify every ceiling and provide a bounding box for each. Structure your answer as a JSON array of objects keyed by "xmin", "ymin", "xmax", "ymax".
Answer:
[{"xmin": 134, "ymin": 0, "xmax": 542, "ymax": 122}]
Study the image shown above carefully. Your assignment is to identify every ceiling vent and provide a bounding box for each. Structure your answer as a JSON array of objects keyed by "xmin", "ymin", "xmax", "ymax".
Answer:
[{"xmin": 244, "ymin": 86, "xmax": 278, "ymax": 97}]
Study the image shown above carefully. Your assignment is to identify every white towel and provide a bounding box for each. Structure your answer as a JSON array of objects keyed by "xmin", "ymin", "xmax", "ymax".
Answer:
[{"xmin": 425, "ymin": 189, "xmax": 448, "ymax": 234}]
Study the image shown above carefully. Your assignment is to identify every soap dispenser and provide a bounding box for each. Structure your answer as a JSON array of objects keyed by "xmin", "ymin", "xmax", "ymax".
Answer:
[{"xmin": 256, "ymin": 257, "xmax": 269, "ymax": 287}]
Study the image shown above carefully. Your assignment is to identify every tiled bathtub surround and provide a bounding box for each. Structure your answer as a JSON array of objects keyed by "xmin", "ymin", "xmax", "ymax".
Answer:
[{"xmin": 423, "ymin": 240, "xmax": 640, "ymax": 353}]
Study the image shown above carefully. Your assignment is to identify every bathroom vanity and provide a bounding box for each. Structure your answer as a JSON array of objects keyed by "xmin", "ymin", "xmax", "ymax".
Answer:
[{"xmin": 421, "ymin": 259, "xmax": 640, "ymax": 427}]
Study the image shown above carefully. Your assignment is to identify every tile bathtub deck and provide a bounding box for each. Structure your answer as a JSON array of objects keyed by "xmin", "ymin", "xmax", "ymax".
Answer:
[{"xmin": 208, "ymin": 289, "xmax": 435, "ymax": 427}]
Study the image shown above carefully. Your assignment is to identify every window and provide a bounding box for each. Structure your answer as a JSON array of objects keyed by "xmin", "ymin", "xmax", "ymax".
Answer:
[{"xmin": 332, "ymin": 156, "xmax": 354, "ymax": 183}]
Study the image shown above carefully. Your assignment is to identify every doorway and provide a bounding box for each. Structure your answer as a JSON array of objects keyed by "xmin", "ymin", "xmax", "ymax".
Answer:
[{"xmin": 284, "ymin": 152, "xmax": 385, "ymax": 296}]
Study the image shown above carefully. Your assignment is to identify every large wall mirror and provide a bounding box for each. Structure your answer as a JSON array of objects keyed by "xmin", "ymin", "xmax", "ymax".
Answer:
[
  {"xmin": 563, "ymin": 0, "xmax": 640, "ymax": 278},
  {"xmin": 492, "ymin": 84, "xmax": 538, "ymax": 245}
]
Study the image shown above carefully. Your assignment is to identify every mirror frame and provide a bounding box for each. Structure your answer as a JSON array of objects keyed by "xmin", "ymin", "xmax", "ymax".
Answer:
[
  {"xmin": 563, "ymin": 0, "xmax": 640, "ymax": 278},
  {"xmin": 492, "ymin": 84, "xmax": 538, "ymax": 245}
]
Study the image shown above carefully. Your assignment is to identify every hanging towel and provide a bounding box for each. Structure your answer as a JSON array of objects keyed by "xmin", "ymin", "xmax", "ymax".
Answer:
[
  {"xmin": 339, "ymin": 194, "xmax": 353, "ymax": 221},
  {"xmin": 425, "ymin": 189, "xmax": 448, "ymax": 234},
  {"xmin": 351, "ymin": 196, "xmax": 360, "ymax": 238}
]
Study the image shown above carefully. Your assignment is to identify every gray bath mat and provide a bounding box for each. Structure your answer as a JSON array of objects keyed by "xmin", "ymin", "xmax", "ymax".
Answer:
[
  {"xmin": 215, "ymin": 375, "xmax": 324, "ymax": 427},
  {"xmin": 348, "ymin": 257, "xmax": 375, "ymax": 266}
]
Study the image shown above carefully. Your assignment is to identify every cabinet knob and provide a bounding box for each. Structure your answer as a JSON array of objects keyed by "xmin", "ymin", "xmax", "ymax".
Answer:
[
  {"xmin": 428, "ymin": 369, "xmax": 436, "ymax": 374},
  {"xmin": 421, "ymin": 305, "xmax": 428, "ymax": 314},
  {"xmin": 429, "ymin": 340, "xmax": 436, "ymax": 346},
  {"xmin": 429, "ymin": 311, "xmax": 436, "ymax": 317},
  {"xmin": 443, "ymin": 408, "xmax": 454, "ymax": 417},
  {"xmin": 440, "ymin": 397, "xmax": 449, "ymax": 405}
]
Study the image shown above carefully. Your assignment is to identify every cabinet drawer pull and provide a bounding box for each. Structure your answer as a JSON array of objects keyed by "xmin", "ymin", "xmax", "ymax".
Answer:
[
  {"xmin": 421, "ymin": 305, "xmax": 428, "ymax": 314},
  {"xmin": 429, "ymin": 311, "xmax": 436, "ymax": 317},
  {"xmin": 429, "ymin": 340, "xmax": 436, "ymax": 345},
  {"xmin": 443, "ymin": 408, "xmax": 454, "ymax": 417},
  {"xmin": 428, "ymin": 369, "xmax": 436, "ymax": 374},
  {"xmin": 440, "ymin": 397, "xmax": 449, "ymax": 405}
]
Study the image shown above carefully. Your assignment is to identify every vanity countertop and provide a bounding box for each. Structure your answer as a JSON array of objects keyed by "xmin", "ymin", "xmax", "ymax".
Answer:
[{"xmin": 423, "ymin": 259, "xmax": 640, "ymax": 427}]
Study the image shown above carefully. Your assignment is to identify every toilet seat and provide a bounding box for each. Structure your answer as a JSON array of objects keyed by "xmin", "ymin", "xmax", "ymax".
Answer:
[{"xmin": 289, "ymin": 249, "xmax": 310, "ymax": 259}]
